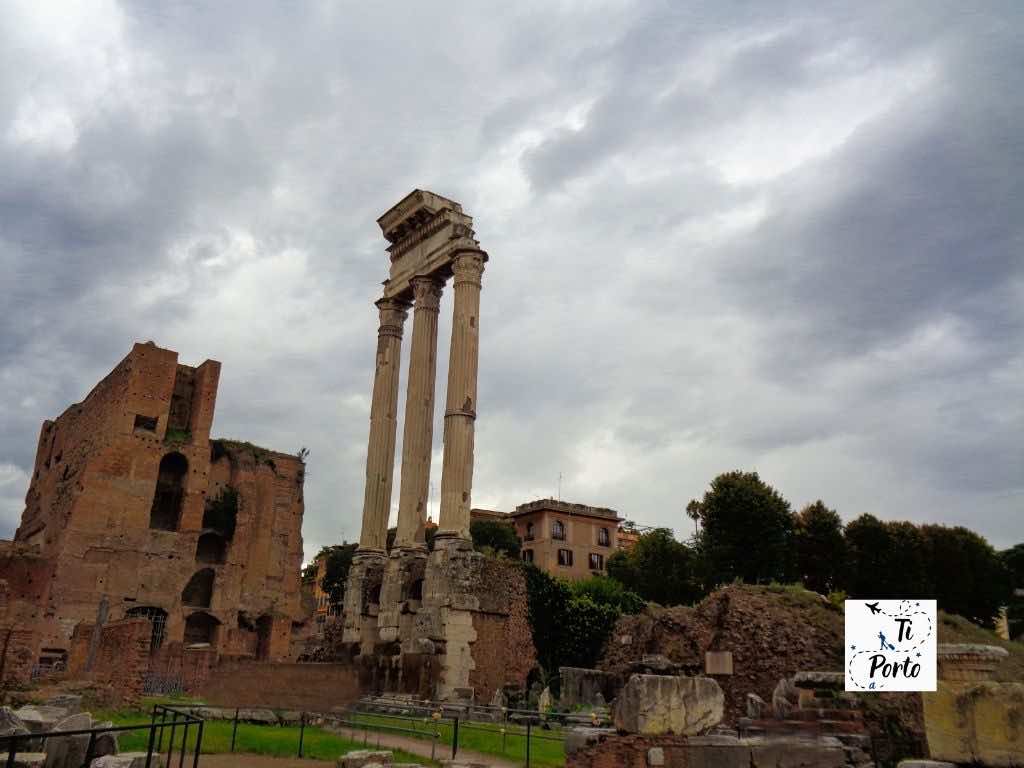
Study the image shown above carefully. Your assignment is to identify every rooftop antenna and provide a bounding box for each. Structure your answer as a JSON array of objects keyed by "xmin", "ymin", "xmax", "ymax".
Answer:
[{"xmin": 558, "ymin": 472, "xmax": 562, "ymax": 502}]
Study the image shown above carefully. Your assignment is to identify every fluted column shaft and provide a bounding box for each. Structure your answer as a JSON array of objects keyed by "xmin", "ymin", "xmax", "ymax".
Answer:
[
  {"xmin": 357, "ymin": 296, "xmax": 411, "ymax": 553},
  {"xmin": 437, "ymin": 250, "xmax": 486, "ymax": 541},
  {"xmin": 395, "ymin": 277, "xmax": 445, "ymax": 549}
]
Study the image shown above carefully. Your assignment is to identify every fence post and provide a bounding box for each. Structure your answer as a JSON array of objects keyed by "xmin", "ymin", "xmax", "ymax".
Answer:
[
  {"xmin": 6, "ymin": 733, "xmax": 17, "ymax": 768},
  {"xmin": 144, "ymin": 717, "xmax": 158, "ymax": 768},
  {"xmin": 431, "ymin": 730, "xmax": 437, "ymax": 762},
  {"xmin": 192, "ymin": 721, "xmax": 204, "ymax": 768},
  {"xmin": 179, "ymin": 722, "xmax": 189, "ymax": 768},
  {"xmin": 167, "ymin": 715, "xmax": 177, "ymax": 767},
  {"xmin": 157, "ymin": 708, "xmax": 167, "ymax": 752},
  {"xmin": 298, "ymin": 712, "xmax": 305, "ymax": 758},
  {"xmin": 452, "ymin": 716, "xmax": 459, "ymax": 759},
  {"xmin": 526, "ymin": 719, "xmax": 532, "ymax": 768},
  {"xmin": 82, "ymin": 731, "xmax": 96, "ymax": 768},
  {"xmin": 230, "ymin": 708, "xmax": 239, "ymax": 752}
]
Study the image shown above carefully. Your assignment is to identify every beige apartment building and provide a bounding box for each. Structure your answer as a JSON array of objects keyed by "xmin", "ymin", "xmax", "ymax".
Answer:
[{"xmin": 505, "ymin": 499, "xmax": 623, "ymax": 580}]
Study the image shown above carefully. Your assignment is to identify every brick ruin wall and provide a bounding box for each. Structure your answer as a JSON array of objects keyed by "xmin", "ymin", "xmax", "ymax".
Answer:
[
  {"xmin": 1, "ymin": 342, "xmax": 312, "ymax": 684},
  {"xmin": 68, "ymin": 618, "xmax": 152, "ymax": 701},
  {"xmin": 468, "ymin": 557, "xmax": 537, "ymax": 703},
  {"xmin": 200, "ymin": 660, "xmax": 360, "ymax": 711}
]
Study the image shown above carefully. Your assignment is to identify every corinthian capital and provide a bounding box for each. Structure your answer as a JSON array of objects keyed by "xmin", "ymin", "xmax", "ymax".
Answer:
[
  {"xmin": 451, "ymin": 250, "xmax": 487, "ymax": 287},
  {"xmin": 375, "ymin": 296, "xmax": 411, "ymax": 337},
  {"xmin": 410, "ymin": 276, "xmax": 445, "ymax": 312}
]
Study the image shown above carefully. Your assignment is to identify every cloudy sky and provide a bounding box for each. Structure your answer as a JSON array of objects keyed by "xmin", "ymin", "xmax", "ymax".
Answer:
[{"xmin": 2, "ymin": 1, "xmax": 1022, "ymax": 559}]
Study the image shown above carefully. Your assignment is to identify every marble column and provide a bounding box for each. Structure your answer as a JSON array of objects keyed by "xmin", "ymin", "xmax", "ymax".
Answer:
[
  {"xmin": 437, "ymin": 250, "xmax": 487, "ymax": 542},
  {"xmin": 394, "ymin": 276, "xmax": 445, "ymax": 549},
  {"xmin": 357, "ymin": 296, "xmax": 411, "ymax": 554}
]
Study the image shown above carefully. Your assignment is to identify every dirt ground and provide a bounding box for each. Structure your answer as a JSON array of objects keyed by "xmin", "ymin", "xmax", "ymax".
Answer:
[{"xmin": 200, "ymin": 757, "xmax": 333, "ymax": 767}]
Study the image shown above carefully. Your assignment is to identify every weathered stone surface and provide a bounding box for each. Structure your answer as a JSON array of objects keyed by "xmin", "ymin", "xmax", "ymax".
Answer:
[
  {"xmin": 922, "ymin": 680, "xmax": 1023, "ymax": 766},
  {"xmin": 613, "ymin": 674, "xmax": 724, "ymax": 735},
  {"xmin": 0, "ymin": 707, "xmax": 31, "ymax": 739},
  {"xmin": 772, "ymin": 678, "xmax": 798, "ymax": 719},
  {"xmin": 91, "ymin": 754, "xmax": 167, "ymax": 768},
  {"xmin": 560, "ymin": 667, "xmax": 613, "ymax": 709},
  {"xmin": 936, "ymin": 643, "xmax": 1009, "ymax": 682},
  {"xmin": 537, "ymin": 687, "xmax": 553, "ymax": 712},
  {"xmin": 14, "ymin": 707, "xmax": 65, "ymax": 734},
  {"xmin": 339, "ymin": 751, "xmax": 394, "ymax": 768},
  {"xmin": 705, "ymin": 651, "xmax": 733, "ymax": 676},
  {"xmin": 750, "ymin": 740, "xmax": 845, "ymax": 768},
  {"xmin": 44, "ymin": 696, "xmax": 82, "ymax": 716},
  {"xmin": 897, "ymin": 761, "xmax": 957, "ymax": 768},
  {"xmin": 647, "ymin": 746, "xmax": 665, "ymax": 766},
  {"xmin": 793, "ymin": 671, "xmax": 845, "ymax": 689},
  {"xmin": 43, "ymin": 712, "xmax": 92, "ymax": 768},
  {"xmin": 564, "ymin": 727, "xmax": 613, "ymax": 755},
  {"xmin": 237, "ymin": 708, "xmax": 278, "ymax": 724},
  {"xmin": 92, "ymin": 721, "xmax": 118, "ymax": 757},
  {"xmin": 746, "ymin": 693, "xmax": 768, "ymax": 719},
  {"xmin": 1, "ymin": 753, "xmax": 46, "ymax": 768}
]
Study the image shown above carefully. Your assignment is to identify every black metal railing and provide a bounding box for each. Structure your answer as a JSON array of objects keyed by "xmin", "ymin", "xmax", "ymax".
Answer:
[{"xmin": 4, "ymin": 704, "xmax": 204, "ymax": 768}]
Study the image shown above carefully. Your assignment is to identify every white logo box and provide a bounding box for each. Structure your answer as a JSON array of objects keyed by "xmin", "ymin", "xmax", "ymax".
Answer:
[{"xmin": 845, "ymin": 599, "xmax": 936, "ymax": 692}]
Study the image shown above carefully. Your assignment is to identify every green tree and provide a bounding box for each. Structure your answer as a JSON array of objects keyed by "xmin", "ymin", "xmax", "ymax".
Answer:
[
  {"xmin": 691, "ymin": 471, "xmax": 794, "ymax": 587},
  {"xmin": 793, "ymin": 500, "xmax": 846, "ymax": 594},
  {"xmin": 1002, "ymin": 543, "xmax": 1024, "ymax": 639},
  {"xmin": 470, "ymin": 520, "xmax": 521, "ymax": 558},
  {"xmin": 921, "ymin": 525, "xmax": 1011, "ymax": 628},
  {"xmin": 570, "ymin": 575, "xmax": 645, "ymax": 614},
  {"xmin": 606, "ymin": 528, "xmax": 701, "ymax": 606},
  {"xmin": 843, "ymin": 514, "xmax": 898, "ymax": 598},
  {"xmin": 318, "ymin": 543, "xmax": 357, "ymax": 612}
]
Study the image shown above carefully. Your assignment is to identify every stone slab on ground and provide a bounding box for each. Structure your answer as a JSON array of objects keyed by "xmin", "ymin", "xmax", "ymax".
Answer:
[
  {"xmin": 897, "ymin": 762, "xmax": 957, "ymax": 768},
  {"xmin": 614, "ymin": 674, "xmax": 724, "ymax": 735},
  {"xmin": 43, "ymin": 712, "xmax": 92, "ymax": 768},
  {"xmin": 0, "ymin": 753, "xmax": 46, "ymax": 768},
  {"xmin": 13, "ymin": 707, "xmax": 66, "ymax": 734},
  {"xmin": 91, "ymin": 754, "xmax": 167, "ymax": 767},
  {"xmin": 338, "ymin": 751, "xmax": 393, "ymax": 768}
]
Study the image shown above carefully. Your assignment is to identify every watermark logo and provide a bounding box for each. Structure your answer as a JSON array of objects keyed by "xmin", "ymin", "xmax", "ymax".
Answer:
[{"xmin": 845, "ymin": 599, "xmax": 936, "ymax": 692}]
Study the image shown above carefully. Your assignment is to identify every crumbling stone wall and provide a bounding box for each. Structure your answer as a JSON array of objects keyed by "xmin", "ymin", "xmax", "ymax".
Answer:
[
  {"xmin": 200, "ymin": 660, "xmax": 360, "ymax": 710},
  {"xmin": 4, "ymin": 342, "xmax": 309, "ymax": 672},
  {"xmin": 0, "ymin": 542, "xmax": 55, "ymax": 684},
  {"xmin": 468, "ymin": 557, "xmax": 536, "ymax": 703},
  {"xmin": 68, "ymin": 618, "xmax": 151, "ymax": 701}
]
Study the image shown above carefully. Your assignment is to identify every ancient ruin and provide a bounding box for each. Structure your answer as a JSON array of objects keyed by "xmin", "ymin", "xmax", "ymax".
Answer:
[
  {"xmin": 0, "ymin": 342, "xmax": 308, "ymax": 688},
  {"xmin": 342, "ymin": 190, "xmax": 533, "ymax": 702}
]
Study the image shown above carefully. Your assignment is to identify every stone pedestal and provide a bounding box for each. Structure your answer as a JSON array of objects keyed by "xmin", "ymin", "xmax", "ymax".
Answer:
[
  {"xmin": 376, "ymin": 548, "xmax": 428, "ymax": 645},
  {"xmin": 340, "ymin": 553, "xmax": 386, "ymax": 652},
  {"xmin": 417, "ymin": 538, "xmax": 483, "ymax": 700}
]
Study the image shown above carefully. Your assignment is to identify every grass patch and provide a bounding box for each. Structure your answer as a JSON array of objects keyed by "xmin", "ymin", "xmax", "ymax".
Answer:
[
  {"xmin": 92, "ymin": 703, "xmax": 434, "ymax": 765},
  {"xmin": 351, "ymin": 712, "xmax": 566, "ymax": 767}
]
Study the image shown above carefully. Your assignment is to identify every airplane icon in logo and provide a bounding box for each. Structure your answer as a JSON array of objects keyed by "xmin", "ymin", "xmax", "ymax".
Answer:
[{"xmin": 866, "ymin": 602, "xmax": 882, "ymax": 615}]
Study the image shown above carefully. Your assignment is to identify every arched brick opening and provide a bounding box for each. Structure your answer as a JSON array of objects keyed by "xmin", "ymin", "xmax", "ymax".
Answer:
[
  {"xmin": 149, "ymin": 452, "xmax": 188, "ymax": 531},
  {"xmin": 195, "ymin": 532, "xmax": 226, "ymax": 564},
  {"xmin": 181, "ymin": 568, "xmax": 215, "ymax": 608},
  {"xmin": 184, "ymin": 612, "xmax": 220, "ymax": 646},
  {"xmin": 125, "ymin": 606, "xmax": 168, "ymax": 651},
  {"xmin": 256, "ymin": 615, "xmax": 274, "ymax": 661}
]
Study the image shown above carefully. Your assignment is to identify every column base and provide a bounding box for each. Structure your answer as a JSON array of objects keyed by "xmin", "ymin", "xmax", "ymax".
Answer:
[
  {"xmin": 340, "ymin": 553, "xmax": 387, "ymax": 653},
  {"xmin": 377, "ymin": 547, "xmax": 429, "ymax": 645}
]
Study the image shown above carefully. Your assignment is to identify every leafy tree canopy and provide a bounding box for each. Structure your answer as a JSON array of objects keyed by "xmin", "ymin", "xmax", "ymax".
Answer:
[
  {"xmin": 606, "ymin": 528, "xmax": 701, "ymax": 606},
  {"xmin": 318, "ymin": 543, "xmax": 357, "ymax": 610},
  {"xmin": 793, "ymin": 500, "xmax": 846, "ymax": 594},
  {"xmin": 470, "ymin": 519, "xmax": 521, "ymax": 558},
  {"xmin": 690, "ymin": 470, "xmax": 794, "ymax": 587}
]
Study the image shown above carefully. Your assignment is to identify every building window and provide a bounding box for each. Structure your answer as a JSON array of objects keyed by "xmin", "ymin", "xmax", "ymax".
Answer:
[
  {"xmin": 184, "ymin": 612, "xmax": 219, "ymax": 646},
  {"xmin": 552, "ymin": 520, "xmax": 566, "ymax": 540},
  {"xmin": 182, "ymin": 568, "xmax": 215, "ymax": 608},
  {"xmin": 522, "ymin": 549, "xmax": 534, "ymax": 563},
  {"xmin": 589, "ymin": 553, "xmax": 605, "ymax": 571},
  {"xmin": 598, "ymin": 527, "xmax": 610, "ymax": 546},
  {"xmin": 525, "ymin": 522, "xmax": 535, "ymax": 541},
  {"xmin": 125, "ymin": 606, "xmax": 167, "ymax": 651},
  {"xmin": 195, "ymin": 532, "xmax": 226, "ymax": 564},
  {"xmin": 557, "ymin": 548, "xmax": 573, "ymax": 567},
  {"xmin": 149, "ymin": 452, "xmax": 187, "ymax": 531}
]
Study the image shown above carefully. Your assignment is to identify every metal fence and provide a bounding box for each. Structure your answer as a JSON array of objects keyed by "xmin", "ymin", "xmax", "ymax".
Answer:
[{"xmin": 4, "ymin": 704, "xmax": 203, "ymax": 768}]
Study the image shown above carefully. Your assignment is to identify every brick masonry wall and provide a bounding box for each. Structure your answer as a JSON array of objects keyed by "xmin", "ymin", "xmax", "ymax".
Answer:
[
  {"xmin": 67, "ymin": 618, "xmax": 151, "ymax": 701},
  {"xmin": 200, "ymin": 660, "xmax": 360, "ymax": 711},
  {"xmin": 469, "ymin": 558, "xmax": 538, "ymax": 702},
  {"xmin": 567, "ymin": 734, "xmax": 689, "ymax": 768}
]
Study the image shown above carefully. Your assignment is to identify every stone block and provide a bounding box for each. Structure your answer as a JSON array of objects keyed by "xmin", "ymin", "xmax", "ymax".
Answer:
[
  {"xmin": 0, "ymin": 754, "xmax": 46, "ymax": 768},
  {"xmin": 746, "ymin": 693, "xmax": 768, "ymax": 719},
  {"xmin": 44, "ymin": 696, "xmax": 82, "ymax": 716},
  {"xmin": 613, "ymin": 674, "xmax": 724, "ymax": 735},
  {"xmin": 564, "ymin": 727, "xmax": 612, "ymax": 755},
  {"xmin": 793, "ymin": 671, "xmax": 845, "ymax": 689},
  {"xmin": 13, "ymin": 707, "xmax": 65, "ymax": 734},
  {"xmin": 897, "ymin": 762, "xmax": 957, "ymax": 768},
  {"xmin": 923, "ymin": 680, "xmax": 1024, "ymax": 767},
  {"xmin": 339, "ymin": 750, "xmax": 394, "ymax": 768},
  {"xmin": 91, "ymin": 755, "xmax": 167, "ymax": 768},
  {"xmin": 705, "ymin": 651, "xmax": 733, "ymax": 675},
  {"xmin": 43, "ymin": 712, "xmax": 92, "ymax": 768},
  {"xmin": 647, "ymin": 746, "xmax": 665, "ymax": 766},
  {"xmin": 237, "ymin": 708, "xmax": 278, "ymax": 724},
  {"xmin": 750, "ymin": 742, "xmax": 845, "ymax": 768},
  {"xmin": 92, "ymin": 721, "xmax": 118, "ymax": 758}
]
